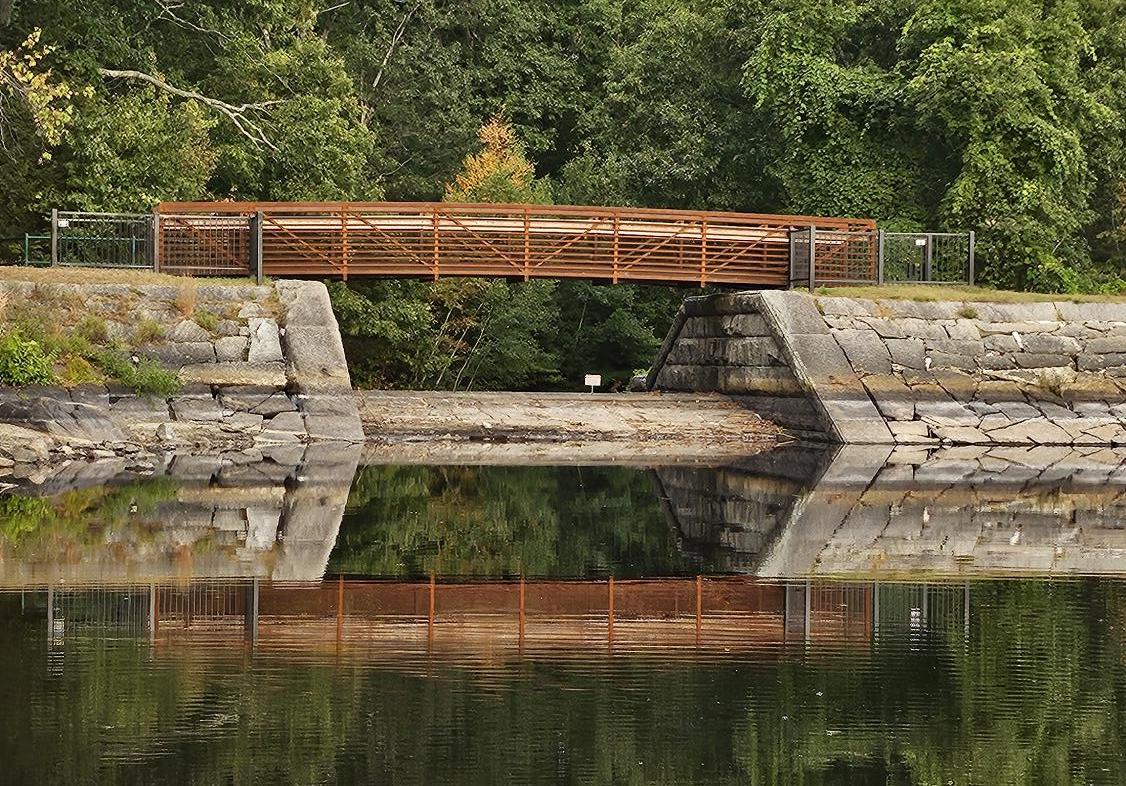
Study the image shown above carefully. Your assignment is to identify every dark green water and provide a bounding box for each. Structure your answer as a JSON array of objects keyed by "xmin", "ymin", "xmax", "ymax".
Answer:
[{"xmin": 1, "ymin": 454, "xmax": 1125, "ymax": 785}]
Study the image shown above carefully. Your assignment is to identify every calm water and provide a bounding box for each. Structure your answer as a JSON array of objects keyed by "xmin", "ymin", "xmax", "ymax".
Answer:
[{"xmin": 2, "ymin": 446, "xmax": 1125, "ymax": 784}]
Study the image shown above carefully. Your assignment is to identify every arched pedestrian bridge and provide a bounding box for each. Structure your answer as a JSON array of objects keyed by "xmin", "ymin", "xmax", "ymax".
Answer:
[{"xmin": 144, "ymin": 201, "xmax": 877, "ymax": 287}]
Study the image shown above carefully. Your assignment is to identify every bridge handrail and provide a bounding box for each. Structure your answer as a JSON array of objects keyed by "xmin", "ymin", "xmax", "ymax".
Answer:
[{"xmin": 157, "ymin": 200, "xmax": 875, "ymax": 231}]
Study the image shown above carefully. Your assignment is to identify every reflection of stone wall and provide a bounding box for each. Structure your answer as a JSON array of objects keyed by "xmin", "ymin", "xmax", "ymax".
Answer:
[
  {"xmin": 655, "ymin": 446, "xmax": 829, "ymax": 571},
  {"xmin": 648, "ymin": 290, "xmax": 1126, "ymax": 445},
  {"xmin": 759, "ymin": 445, "xmax": 1126, "ymax": 577},
  {"xmin": 0, "ymin": 444, "xmax": 359, "ymax": 586}
]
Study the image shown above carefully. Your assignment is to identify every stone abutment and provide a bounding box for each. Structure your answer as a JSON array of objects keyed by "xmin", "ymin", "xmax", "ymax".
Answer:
[{"xmin": 648, "ymin": 291, "xmax": 1126, "ymax": 446}]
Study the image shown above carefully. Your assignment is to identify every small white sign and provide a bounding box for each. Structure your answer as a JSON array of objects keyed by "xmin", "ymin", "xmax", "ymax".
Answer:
[
  {"xmin": 914, "ymin": 237, "xmax": 928, "ymax": 246},
  {"xmin": 57, "ymin": 219, "xmax": 70, "ymax": 228},
  {"xmin": 584, "ymin": 374, "xmax": 602, "ymax": 388}
]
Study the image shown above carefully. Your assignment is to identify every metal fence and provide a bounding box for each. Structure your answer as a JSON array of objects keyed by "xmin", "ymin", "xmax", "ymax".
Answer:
[
  {"xmin": 53, "ymin": 210, "xmax": 154, "ymax": 269},
  {"xmin": 789, "ymin": 227, "xmax": 975, "ymax": 288},
  {"xmin": 879, "ymin": 231, "xmax": 975, "ymax": 285},
  {"xmin": 158, "ymin": 213, "xmax": 253, "ymax": 277},
  {"xmin": 25, "ymin": 208, "xmax": 974, "ymax": 290}
]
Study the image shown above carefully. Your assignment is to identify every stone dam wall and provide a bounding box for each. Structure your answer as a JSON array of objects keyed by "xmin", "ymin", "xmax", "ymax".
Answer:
[
  {"xmin": 649, "ymin": 290, "xmax": 1126, "ymax": 446},
  {"xmin": 0, "ymin": 278, "xmax": 362, "ymax": 470}
]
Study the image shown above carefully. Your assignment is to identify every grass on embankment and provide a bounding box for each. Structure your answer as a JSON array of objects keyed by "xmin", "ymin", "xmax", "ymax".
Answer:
[
  {"xmin": 811, "ymin": 283, "xmax": 1126, "ymax": 303},
  {"xmin": 0, "ymin": 265, "xmax": 263, "ymax": 395},
  {"xmin": 0, "ymin": 265, "xmax": 259, "ymax": 287}
]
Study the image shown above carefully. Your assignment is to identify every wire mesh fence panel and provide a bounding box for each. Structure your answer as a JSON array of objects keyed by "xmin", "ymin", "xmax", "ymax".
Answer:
[
  {"xmin": 882, "ymin": 233, "xmax": 972, "ymax": 284},
  {"xmin": 57, "ymin": 212, "xmax": 153, "ymax": 269},
  {"xmin": 812, "ymin": 229, "xmax": 878, "ymax": 285},
  {"xmin": 159, "ymin": 215, "xmax": 252, "ymax": 277},
  {"xmin": 22, "ymin": 234, "xmax": 51, "ymax": 266}
]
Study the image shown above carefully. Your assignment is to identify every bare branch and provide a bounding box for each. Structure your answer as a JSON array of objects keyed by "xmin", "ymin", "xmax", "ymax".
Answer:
[
  {"xmin": 371, "ymin": 1, "xmax": 420, "ymax": 95},
  {"xmin": 98, "ymin": 67, "xmax": 278, "ymax": 149},
  {"xmin": 318, "ymin": 1, "xmax": 351, "ymax": 15},
  {"xmin": 151, "ymin": 0, "xmax": 231, "ymax": 41}
]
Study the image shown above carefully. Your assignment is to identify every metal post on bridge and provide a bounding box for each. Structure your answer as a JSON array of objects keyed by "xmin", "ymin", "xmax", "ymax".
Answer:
[
  {"xmin": 923, "ymin": 233, "xmax": 934, "ymax": 282},
  {"xmin": 250, "ymin": 211, "xmax": 264, "ymax": 285},
  {"xmin": 807, "ymin": 226, "xmax": 817, "ymax": 290},
  {"xmin": 877, "ymin": 229, "xmax": 885, "ymax": 285},
  {"xmin": 150, "ymin": 212, "xmax": 162, "ymax": 272}
]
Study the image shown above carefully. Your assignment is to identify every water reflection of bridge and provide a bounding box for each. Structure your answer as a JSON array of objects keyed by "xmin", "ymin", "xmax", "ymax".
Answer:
[{"xmin": 24, "ymin": 578, "xmax": 969, "ymax": 656}]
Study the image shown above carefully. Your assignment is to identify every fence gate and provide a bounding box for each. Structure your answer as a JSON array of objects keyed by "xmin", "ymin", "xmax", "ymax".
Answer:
[
  {"xmin": 789, "ymin": 227, "xmax": 975, "ymax": 288},
  {"xmin": 45, "ymin": 210, "xmax": 258, "ymax": 280},
  {"xmin": 788, "ymin": 227, "xmax": 879, "ymax": 288}
]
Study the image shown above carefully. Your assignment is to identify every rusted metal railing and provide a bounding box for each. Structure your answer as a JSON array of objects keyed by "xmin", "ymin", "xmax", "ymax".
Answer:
[{"xmin": 157, "ymin": 201, "xmax": 877, "ymax": 287}]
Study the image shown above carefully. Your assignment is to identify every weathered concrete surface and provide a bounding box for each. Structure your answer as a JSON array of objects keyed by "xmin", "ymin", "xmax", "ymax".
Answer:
[
  {"xmin": 648, "ymin": 290, "xmax": 1126, "ymax": 446},
  {"xmin": 0, "ymin": 278, "xmax": 362, "ymax": 474},
  {"xmin": 359, "ymin": 390, "xmax": 782, "ymax": 451}
]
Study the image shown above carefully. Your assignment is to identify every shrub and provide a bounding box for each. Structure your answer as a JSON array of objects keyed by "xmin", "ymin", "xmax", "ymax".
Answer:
[
  {"xmin": 174, "ymin": 285, "xmax": 198, "ymax": 316},
  {"xmin": 94, "ymin": 351, "xmax": 181, "ymax": 397},
  {"xmin": 74, "ymin": 314, "xmax": 109, "ymax": 345},
  {"xmin": 129, "ymin": 359, "xmax": 181, "ymax": 397},
  {"xmin": 134, "ymin": 319, "xmax": 165, "ymax": 346},
  {"xmin": 0, "ymin": 330, "xmax": 56, "ymax": 385},
  {"xmin": 193, "ymin": 308, "xmax": 219, "ymax": 332},
  {"xmin": 59, "ymin": 355, "xmax": 103, "ymax": 387}
]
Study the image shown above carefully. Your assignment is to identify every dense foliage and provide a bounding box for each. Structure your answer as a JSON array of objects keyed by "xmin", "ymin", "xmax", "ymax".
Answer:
[{"xmin": 3, "ymin": 1, "xmax": 1126, "ymax": 385}]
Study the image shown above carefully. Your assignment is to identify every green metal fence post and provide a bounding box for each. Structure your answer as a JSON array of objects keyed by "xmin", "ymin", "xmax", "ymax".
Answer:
[{"xmin": 50, "ymin": 208, "xmax": 58, "ymax": 266}]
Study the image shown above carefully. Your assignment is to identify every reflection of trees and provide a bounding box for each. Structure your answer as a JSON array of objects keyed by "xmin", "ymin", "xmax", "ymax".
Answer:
[
  {"xmin": 3, "ymin": 571, "xmax": 1125, "ymax": 784},
  {"xmin": 3, "ymin": 579, "xmax": 1125, "ymax": 784},
  {"xmin": 0, "ymin": 479, "xmax": 179, "ymax": 556},
  {"xmin": 330, "ymin": 465, "xmax": 695, "ymax": 578}
]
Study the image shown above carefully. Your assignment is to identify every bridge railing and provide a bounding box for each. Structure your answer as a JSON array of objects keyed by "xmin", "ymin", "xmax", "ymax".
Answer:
[
  {"xmin": 156, "ymin": 201, "xmax": 876, "ymax": 287},
  {"xmin": 791, "ymin": 227, "xmax": 975, "ymax": 289},
  {"xmin": 33, "ymin": 203, "xmax": 981, "ymax": 289}
]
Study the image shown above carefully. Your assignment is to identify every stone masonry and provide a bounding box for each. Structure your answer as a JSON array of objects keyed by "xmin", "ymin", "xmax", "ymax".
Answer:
[
  {"xmin": 649, "ymin": 290, "xmax": 1126, "ymax": 445},
  {"xmin": 0, "ymin": 441, "xmax": 360, "ymax": 585},
  {"xmin": 646, "ymin": 294, "xmax": 823, "ymax": 437},
  {"xmin": 0, "ymin": 278, "xmax": 362, "ymax": 467}
]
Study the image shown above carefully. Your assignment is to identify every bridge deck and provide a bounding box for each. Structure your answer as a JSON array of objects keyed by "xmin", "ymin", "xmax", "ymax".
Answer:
[{"xmin": 156, "ymin": 202, "xmax": 878, "ymax": 286}]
